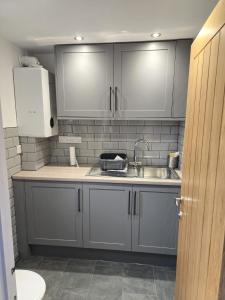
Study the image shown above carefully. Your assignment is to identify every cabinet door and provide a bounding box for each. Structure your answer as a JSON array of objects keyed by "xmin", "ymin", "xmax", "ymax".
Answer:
[
  {"xmin": 132, "ymin": 186, "xmax": 179, "ymax": 255},
  {"xmin": 114, "ymin": 42, "xmax": 176, "ymax": 119},
  {"xmin": 55, "ymin": 44, "xmax": 114, "ymax": 118},
  {"xmin": 172, "ymin": 40, "xmax": 192, "ymax": 118},
  {"xmin": 25, "ymin": 182, "xmax": 83, "ymax": 247},
  {"xmin": 83, "ymin": 184, "xmax": 132, "ymax": 251}
]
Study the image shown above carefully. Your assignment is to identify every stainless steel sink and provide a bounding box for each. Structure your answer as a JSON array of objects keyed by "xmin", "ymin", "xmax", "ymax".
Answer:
[
  {"xmin": 87, "ymin": 165, "xmax": 179, "ymax": 180},
  {"xmin": 143, "ymin": 166, "xmax": 179, "ymax": 179}
]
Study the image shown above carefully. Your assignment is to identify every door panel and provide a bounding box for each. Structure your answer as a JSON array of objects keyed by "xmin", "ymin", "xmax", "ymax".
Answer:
[
  {"xmin": 56, "ymin": 44, "xmax": 114, "ymax": 118},
  {"xmin": 175, "ymin": 1, "xmax": 225, "ymax": 299},
  {"xmin": 175, "ymin": 53, "xmax": 199, "ymax": 300},
  {"xmin": 132, "ymin": 186, "xmax": 179, "ymax": 255},
  {"xmin": 114, "ymin": 42, "xmax": 175, "ymax": 118},
  {"xmin": 25, "ymin": 182, "xmax": 83, "ymax": 247},
  {"xmin": 83, "ymin": 184, "xmax": 132, "ymax": 251},
  {"xmin": 196, "ymin": 34, "xmax": 220, "ymax": 300}
]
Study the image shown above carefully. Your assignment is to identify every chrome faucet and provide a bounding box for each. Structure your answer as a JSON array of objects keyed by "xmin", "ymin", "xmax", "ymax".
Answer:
[{"xmin": 130, "ymin": 138, "xmax": 151, "ymax": 167}]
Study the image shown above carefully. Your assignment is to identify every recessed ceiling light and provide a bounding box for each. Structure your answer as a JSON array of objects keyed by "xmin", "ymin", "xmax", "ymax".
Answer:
[
  {"xmin": 151, "ymin": 33, "xmax": 161, "ymax": 38},
  {"xmin": 74, "ymin": 36, "xmax": 84, "ymax": 41}
]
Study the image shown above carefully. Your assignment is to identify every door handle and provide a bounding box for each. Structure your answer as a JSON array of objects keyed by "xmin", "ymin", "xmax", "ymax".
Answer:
[
  {"xmin": 109, "ymin": 86, "xmax": 112, "ymax": 111},
  {"xmin": 133, "ymin": 191, "xmax": 137, "ymax": 215},
  {"xmin": 178, "ymin": 211, "xmax": 183, "ymax": 219},
  {"xmin": 115, "ymin": 86, "xmax": 118, "ymax": 111},
  {"xmin": 175, "ymin": 197, "xmax": 183, "ymax": 219},
  {"xmin": 78, "ymin": 188, "xmax": 81, "ymax": 212},
  {"xmin": 128, "ymin": 191, "xmax": 131, "ymax": 215},
  {"xmin": 175, "ymin": 197, "xmax": 182, "ymax": 207}
]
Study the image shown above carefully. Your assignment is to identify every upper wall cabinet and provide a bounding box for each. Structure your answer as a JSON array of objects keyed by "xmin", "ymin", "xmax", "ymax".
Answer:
[
  {"xmin": 55, "ymin": 40, "xmax": 191, "ymax": 120},
  {"xmin": 172, "ymin": 40, "xmax": 191, "ymax": 118},
  {"xmin": 55, "ymin": 44, "xmax": 114, "ymax": 119},
  {"xmin": 114, "ymin": 42, "xmax": 176, "ymax": 119}
]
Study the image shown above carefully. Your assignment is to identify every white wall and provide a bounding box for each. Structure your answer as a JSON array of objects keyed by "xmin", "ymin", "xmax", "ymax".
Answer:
[
  {"xmin": 32, "ymin": 52, "xmax": 55, "ymax": 74},
  {"xmin": 0, "ymin": 36, "xmax": 24, "ymax": 128}
]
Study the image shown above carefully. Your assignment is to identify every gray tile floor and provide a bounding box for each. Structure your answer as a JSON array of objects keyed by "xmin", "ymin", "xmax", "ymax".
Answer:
[{"xmin": 16, "ymin": 256, "xmax": 176, "ymax": 300}]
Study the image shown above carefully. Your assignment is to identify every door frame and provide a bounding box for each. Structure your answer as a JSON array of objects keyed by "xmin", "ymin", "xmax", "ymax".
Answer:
[{"xmin": 0, "ymin": 103, "xmax": 17, "ymax": 300}]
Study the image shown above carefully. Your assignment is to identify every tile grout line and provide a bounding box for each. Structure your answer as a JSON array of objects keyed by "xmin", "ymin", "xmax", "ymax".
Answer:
[{"xmin": 86, "ymin": 259, "xmax": 97, "ymax": 300}]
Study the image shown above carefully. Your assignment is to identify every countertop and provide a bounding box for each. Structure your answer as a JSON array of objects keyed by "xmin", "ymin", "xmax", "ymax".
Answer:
[{"xmin": 13, "ymin": 165, "xmax": 182, "ymax": 186}]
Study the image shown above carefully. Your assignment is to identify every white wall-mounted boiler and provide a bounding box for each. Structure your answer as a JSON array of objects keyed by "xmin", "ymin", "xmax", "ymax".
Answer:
[{"xmin": 14, "ymin": 67, "xmax": 58, "ymax": 137}]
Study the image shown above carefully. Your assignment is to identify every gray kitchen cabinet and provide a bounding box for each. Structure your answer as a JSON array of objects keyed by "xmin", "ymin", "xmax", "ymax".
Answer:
[
  {"xmin": 83, "ymin": 184, "xmax": 132, "ymax": 251},
  {"xmin": 114, "ymin": 42, "xmax": 176, "ymax": 119},
  {"xmin": 25, "ymin": 181, "xmax": 83, "ymax": 247},
  {"xmin": 172, "ymin": 40, "xmax": 192, "ymax": 118},
  {"xmin": 132, "ymin": 186, "xmax": 179, "ymax": 255},
  {"xmin": 14, "ymin": 179, "xmax": 180, "ymax": 257},
  {"xmin": 55, "ymin": 41, "xmax": 191, "ymax": 120},
  {"xmin": 55, "ymin": 44, "xmax": 114, "ymax": 119}
]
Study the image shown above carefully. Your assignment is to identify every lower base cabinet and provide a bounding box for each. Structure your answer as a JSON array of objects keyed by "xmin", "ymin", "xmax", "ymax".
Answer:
[
  {"xmin": 83, "ymin": 184, "xmax": 132, "ymax": 251},
  {"xmin": 25, "ymin": 181, "xmax": 83, "ymax": 247},
  {"xmin": 14, "ymin": 180, "xmax": 180, "ymax": 256},
  {"xmin": 132, "ymin": 186, "xmax": 179, "ymax": 255}
]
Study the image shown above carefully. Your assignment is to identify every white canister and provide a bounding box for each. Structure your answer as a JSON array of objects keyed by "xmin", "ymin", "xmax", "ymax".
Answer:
[{"xmin": 69, "ymin": 146, "xmax": 76, "ymax": 166}]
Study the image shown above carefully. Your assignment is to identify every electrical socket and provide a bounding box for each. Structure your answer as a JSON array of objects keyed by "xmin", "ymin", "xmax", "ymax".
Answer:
[
  {"xmin": 16, "ymin": 145, "xmax": 22, "ymax": 154},
  {"xmin": 59, "ymin": 136, "xmax": 82, "ymax": 144}
]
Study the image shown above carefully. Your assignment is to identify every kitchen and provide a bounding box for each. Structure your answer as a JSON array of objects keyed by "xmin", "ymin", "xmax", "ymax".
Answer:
[{"xmin": 0, "ymin": 0, "xmax": 225, "ymax": 299}]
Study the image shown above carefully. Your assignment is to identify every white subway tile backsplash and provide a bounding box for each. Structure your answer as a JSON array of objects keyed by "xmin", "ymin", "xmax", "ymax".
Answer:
[
  {"xmin": 88, "ymin": 142, "xmax": 103, "ymax": 150},
  {"xmin": 21, "ymin": 143, "xmax": 36, "ymax": 152},
  {"xmin": 19, "ymin": 120, "xmax": 184, "ymax": 170},
  {"xmin": 136, "ymin": 126, "xmax": 154, "ymax": 134},
  {"xmin": 47, "ymin": 120, "xmax": 183, "ymax": 166},
  {"xmin": 120, "ymin": 126, "xmax": 137, "ymax": 133},
  {"xmin": 102, "ymin": 141, "xmax": 119, "ymax": 150},
  {"xmin": 152, "ymin": 143, "xmax": 169, "ymax": 150},
  {"xmin": 153, "ymin": 126, "xmax": 171, "ymax": 134},
  {"xmin": 104, "ymin": 126, "xmax": 120, "ymax": 134},
  {"xmin": 4, "ymin": 127, "xmax": 21, "ymax": 260},
  {"xmin": 72, "ymin": 125, "xmax": 88, "ymax": 134}
]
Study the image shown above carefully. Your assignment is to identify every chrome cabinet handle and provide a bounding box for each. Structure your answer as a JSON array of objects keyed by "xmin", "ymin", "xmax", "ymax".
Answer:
[
  {"xmin": 128, "ymin": 191, "xmax": 131, "ymax": 215},
  {"xmin": 115, "ymin": 86, "xmax": 118, "ymax": 111},
  {"xmin": 133, "ymin": 191, "xmax": 137, "ymax": 215},
  {"xmin": 109, "ymin": 86, "xmax": 112, "ymax": 111},
  {"xmin": 78, "ymin": 188, "xmax": 81, "ymax": 212}
]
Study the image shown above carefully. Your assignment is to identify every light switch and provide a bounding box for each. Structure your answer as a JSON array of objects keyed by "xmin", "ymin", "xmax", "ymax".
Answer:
[{"xmin": 16, "ymin": 145, "xmax": 22, "ymax": 154}]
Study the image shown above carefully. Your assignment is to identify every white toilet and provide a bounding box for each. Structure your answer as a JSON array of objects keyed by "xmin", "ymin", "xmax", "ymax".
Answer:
[{"xmin": 15, "ymin": 270, "xmax": 46, "ymax": 300}]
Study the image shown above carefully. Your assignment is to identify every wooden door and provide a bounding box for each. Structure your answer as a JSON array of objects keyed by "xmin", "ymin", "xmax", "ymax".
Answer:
[
  {"xmin": 25, "ymin": 182, "xmax": 83, "ymax": 247},
  {"xmin": 175, "ymin": 1, "xmax": 225, "ymax": 299},
  {"xmin": 132, "ymin": 186, "xmax": 179, "ymax": 255},
  {"xmin": 55, "ymin": 44, "xmax": 114, "ymax": 119},
  {"xmin": 114, "ymin": 42, "xmax": 176, "ymax": 119},
  {"xmin": 83, "ymin": 184, "xmax": 132, "ymax": 251}
]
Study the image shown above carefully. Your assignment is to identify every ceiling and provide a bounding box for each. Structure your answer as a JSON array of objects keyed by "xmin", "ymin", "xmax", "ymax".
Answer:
[{"xmin": 0, "ymin": 0, "xmax": 218, "ymax": 51}]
